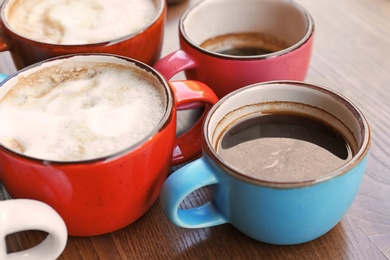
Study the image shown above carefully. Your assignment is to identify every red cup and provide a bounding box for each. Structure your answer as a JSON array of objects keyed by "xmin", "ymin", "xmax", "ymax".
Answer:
[
  {"xmin": 0, "ymin": 0, "xmax": 166, "ymax": 69},
  {"xmin": 0, "ymin": 54, "xmax": 218, "ymax": 236},
  {"xmin": 154, "ymin": 0, "xmax": 314, "ymax": 98}
]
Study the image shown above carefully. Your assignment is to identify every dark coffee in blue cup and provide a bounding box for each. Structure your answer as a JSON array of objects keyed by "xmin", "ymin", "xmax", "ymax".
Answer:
[
  {"xmin": 216, "ymin": 105, "xmax": 353, "ymax": 182},
  {"xmin": 160, "ymin": 81, "xmax": 371, "ymax": 245}
]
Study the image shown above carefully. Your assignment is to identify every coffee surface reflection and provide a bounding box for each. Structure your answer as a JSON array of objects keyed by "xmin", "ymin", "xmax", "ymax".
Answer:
[
  {"xmin": 200, "ymin": 32, "xmax": 290, "ymax": 56},
  {"xmin": 216, "ymin": 110, "xmax": 353, "ymax": 182}
]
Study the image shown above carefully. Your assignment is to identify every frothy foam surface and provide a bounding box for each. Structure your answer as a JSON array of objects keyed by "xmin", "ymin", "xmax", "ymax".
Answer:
[
  {"xmin": 6, "ymin": 0, "xmax": 157, "ymax": 44},
  {"xmin": 0, "ymin": 60, "xmax": 166, "ymax": 161}
]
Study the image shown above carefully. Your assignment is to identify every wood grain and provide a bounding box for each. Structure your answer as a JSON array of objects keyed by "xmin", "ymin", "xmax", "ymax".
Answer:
[{"xmin": 2, "ymin": 0, "xmax": 390, "ymax": 259}]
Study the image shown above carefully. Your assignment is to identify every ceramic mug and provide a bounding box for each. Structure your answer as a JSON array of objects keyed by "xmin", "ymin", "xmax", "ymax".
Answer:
[
  {"xmin": 154, "ymin": 0, "xmax": 314, "ymax": 98},
  {"xmin": 0, "ymin": 0, "xmax": 166, "ymax": 69},
  {"xmin": 0, "ymin": 54, "xmax": 218, "ymax": 236},
  {"xmin": 160, "ymin": 81, "xmax": 371, "ymax": 245},
  {"xmin": 0, "ymin": 199, "xmax": 67, "ymax": 260}
]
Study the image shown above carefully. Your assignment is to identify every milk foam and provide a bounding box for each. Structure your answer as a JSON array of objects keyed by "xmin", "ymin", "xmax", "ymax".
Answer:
[
  {"xmin": 6, "ymin": 0, "xmax": 157, "ymax": 44},
  {"xmin": 0, "ymin": 60, "xmax": 166, "ymax": 161}
]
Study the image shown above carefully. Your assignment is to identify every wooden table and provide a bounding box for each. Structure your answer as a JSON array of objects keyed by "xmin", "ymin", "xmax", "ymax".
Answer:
[{"xmin": 2, "ymin": 0, "xmax": 390, "ymax": 259}]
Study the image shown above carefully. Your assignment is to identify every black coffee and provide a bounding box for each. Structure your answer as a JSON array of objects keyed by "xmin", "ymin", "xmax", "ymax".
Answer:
[
  {"xmin": 200, "ymin": 32, "xmax": 289, "ymax": 56},
  {"xmin": 216, "ymin": 112, "xmax": 353, "ymax": 182},
  {"xmin": 216, "ymin": 46, "xmax": 276, "ymax": 56}
]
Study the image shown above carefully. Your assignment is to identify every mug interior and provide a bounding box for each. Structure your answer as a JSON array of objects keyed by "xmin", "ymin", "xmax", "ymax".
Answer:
[
  {"xmin": 182, "ymin": 0, "xmax": 312, "ymax": 55},
  {"xmin": 0, "ymin": 54, "xmax": 173, "ymax": 163},
  {"xmin": 206, "ymin": 81, "xmax": 370, "ymax": 187}
]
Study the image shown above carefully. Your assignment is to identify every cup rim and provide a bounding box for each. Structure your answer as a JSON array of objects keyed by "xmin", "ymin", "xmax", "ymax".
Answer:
[
  {"xmin": 0, "ymin": 53, "xmax": 175, "ymax": 165},
  {"xmin": 179, "ymin": 0, "xmax": 315, "ymax": 60},
  {"xmin": 203, "ymin": 81, "xmax": 371, "ymax": 188},
  {"xmin": 0, "ymin": 0, "xmax": 166, "ymax": 46}
]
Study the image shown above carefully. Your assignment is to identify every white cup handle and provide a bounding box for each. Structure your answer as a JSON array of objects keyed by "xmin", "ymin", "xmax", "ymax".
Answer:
[{"xmin": 0, "ymin": 199, "xmax": 67, "ymax": 260}]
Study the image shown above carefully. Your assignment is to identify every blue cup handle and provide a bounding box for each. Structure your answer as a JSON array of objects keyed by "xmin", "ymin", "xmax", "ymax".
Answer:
[
  {"xmin": 0, "ymin": 74, "xmax": 8, "ymax": 83},
  {"xmin": 160, "ymin": 157, "xmax": 227, "ymax": 228}
]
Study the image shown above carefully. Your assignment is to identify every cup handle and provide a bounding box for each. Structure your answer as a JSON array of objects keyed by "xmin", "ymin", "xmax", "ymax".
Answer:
[
  {"xmin": 0, "ymin": 31, "xmax": 10, "ymax": 52},
  {"xmin": 0, "ymin": 199, "xmax": 67, "ymax": 260},
  {"xmin": 160, "ymin": 157, "xmax": 227, "ymax": 228},
  {"xmin": 0, "ymin": 16, "xmax": 10, "ymax": 51},
  {"xmin": 170, "ymin": 80, "xmax": 218, "ymax": 165},
  {"xmin": 154, "ymin": 49, "xmax": 197, "ymax": 80}
]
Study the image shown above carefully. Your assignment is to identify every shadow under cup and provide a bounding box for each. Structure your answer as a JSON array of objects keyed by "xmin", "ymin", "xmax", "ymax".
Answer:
[{"xmin": 160, "ymin": 81, "xmax": 371, "ymax": 245}]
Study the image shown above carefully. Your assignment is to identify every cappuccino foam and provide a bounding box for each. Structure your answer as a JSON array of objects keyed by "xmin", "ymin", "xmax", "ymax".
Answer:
[
  {"xmin": 0, "ymin": 59, "xmax": 166, "ymax": 161},
  {"xmin": 6, "ymin": 0, "xmax": 157, "ymax": 44}
]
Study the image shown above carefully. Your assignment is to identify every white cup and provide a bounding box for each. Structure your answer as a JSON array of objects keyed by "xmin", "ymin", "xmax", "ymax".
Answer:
[{"xmin": 0, "ymin": 199, "xmax": 67, "ymax": 260}]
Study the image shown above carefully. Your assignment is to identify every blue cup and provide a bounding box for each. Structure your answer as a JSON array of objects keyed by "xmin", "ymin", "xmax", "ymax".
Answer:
[{"xmin": 160, "ymin": 81, "xmax": 371, "ymax": 245}]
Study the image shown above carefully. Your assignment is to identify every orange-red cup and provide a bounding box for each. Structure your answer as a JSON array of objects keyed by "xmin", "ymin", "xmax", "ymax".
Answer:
[{"xmin": 0, "ymin": 54, "xmax": 218, "ymax": 236}]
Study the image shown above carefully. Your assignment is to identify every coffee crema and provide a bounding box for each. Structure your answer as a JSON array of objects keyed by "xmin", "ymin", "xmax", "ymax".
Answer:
[
  {"xmin": 200, "ymin": 32, "xmax": 290, "ymax": 56},
  {"xmin": 5, "ymin": 0, "xmax": 157, "ymax": 44},
  {"xmin": 0, "ymin": 59, "xmax": 166, "ymax": 161},
  {"xmin": 216, "ymin": 111, "xmax": 353, "ymax": 182}
]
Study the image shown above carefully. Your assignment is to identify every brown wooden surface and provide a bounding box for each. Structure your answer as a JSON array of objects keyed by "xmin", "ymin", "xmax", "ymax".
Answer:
[{"xmin": 1, "ymin": 0, "xmax": 390, "ymax": 259}]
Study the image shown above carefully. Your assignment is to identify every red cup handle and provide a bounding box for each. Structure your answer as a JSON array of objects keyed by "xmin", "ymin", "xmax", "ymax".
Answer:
[
  {"xmin": 0, "ymin": 28, "xmax": 10, "ymax": 52},
  {"xmin": 154, "ymin": 49, "xmax": 196, "ymax": 80},
  {"xmin": 0, "ymin": 40, "xmax": 8, "ymax": 52},
  {"xmin": 170, "ymin": 80, "xmax": 218, "ymax": 165}
]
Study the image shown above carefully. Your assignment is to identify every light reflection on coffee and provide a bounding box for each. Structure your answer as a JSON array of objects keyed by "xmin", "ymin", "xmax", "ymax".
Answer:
[
  {"xmin": 216, "ymin": 108, "xmax": 353, "ymax": 182},
  {"xmin": 200, "ymin": 32, "xmax": 290, "ymax": 56}
]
